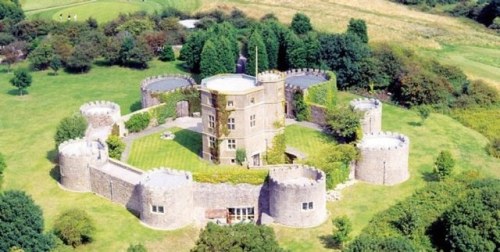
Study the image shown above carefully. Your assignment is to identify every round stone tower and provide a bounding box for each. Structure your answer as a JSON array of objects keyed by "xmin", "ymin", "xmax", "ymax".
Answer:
[
  {"xmin": 80, "ymin": 101, "xmax": 121, "ymax": 129},
  {"xmin": 350, "ymin": 98, "xmax": 382, "ymax": 134},
  {"xmin": 356, "ymin": 132, "xmax": 410, "ymax": 185},
  {"xmin": 268, "ymin": 165, "xmax": 327, "ymax": 228},
  {"xmin": 139, "ymin": 168, "xmax": 194, "ymax": 230},
  {"xmin": 58, "ymin": 138, "xmax": 108, "ymax": 192},
  {"xmin": 257, "ymin": 70, "xmax": 286, "ymax": 130},
  {"xmin": 141, "ymin": 74, "xmax": 196, "ymax": 108}
]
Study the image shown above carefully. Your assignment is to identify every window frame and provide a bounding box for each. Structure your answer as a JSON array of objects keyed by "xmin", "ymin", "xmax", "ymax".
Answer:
[{"xmin": 227, "ymin": 139, "xmax": 236, "ymax": 150}]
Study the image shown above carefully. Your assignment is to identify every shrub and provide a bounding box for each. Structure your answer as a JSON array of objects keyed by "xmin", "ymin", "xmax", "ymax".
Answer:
[
  {"xmin": 293, "ymin": 91, "xmax": 309, "ymax": 121},
  {"xmin": 127, "ymin": 243, "xmax": 147, "ymax": 252},
  {"xmin": 235, "ymin": 148, "xmax": 246, "ymax": 165},
  {"xmin": 486, "ymin": 138, "xmax": 500, "ymax": 158},
  {"xmin": 53, "ymin": 209, "xmax": 95, "ymax": 247},
  {"xmin": 106, "ymin": 135, "xmax": 125, "ymax": 159},
  {"xmin": 332, "ymin": 216, "xmax": 352, "ymax": 248},
  {"xmin": 327, "ymin": 106, "xmax": 362, "ymax": 143},
  {"xmin": 290, "ymin": 13, "xmax": 312, "ymax": 35},
  {"xmin": 125, "ymin": 113, "xmax": 151, "ymax": 133},
  {"xmin": 54, "ymin": 114, "xmax": 88, "ymax": 147},
  {"xmin": 158, "ymin": 44, "xmax": 175, "ymax": 62},
  {"xmin": 415, "ymin": 105, "xmax": 431, "ymax": 125},
  {"xmin": 434, "ymin": 150, "xmax": 455, "ymax": 181},
  {"xmin": 265, "ymin": 134, "xmax": 286, "ymax": 165},
  {"xmin": 0, "ymin": 152, "xmax": 6, "ymax": 177},
  {"xmin": 10, "ymin": 68, "xmax": 32, "ymax": 96}
]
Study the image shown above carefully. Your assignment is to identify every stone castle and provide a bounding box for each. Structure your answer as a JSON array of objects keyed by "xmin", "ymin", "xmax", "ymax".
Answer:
[{"xmin": 58, "ymin": 70, "xmax": 410, "ymax": 231}]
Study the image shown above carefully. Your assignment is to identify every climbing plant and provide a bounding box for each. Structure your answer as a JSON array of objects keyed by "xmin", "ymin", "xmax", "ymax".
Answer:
[
  {"xmin": 266, "ymin": 134, "xmax": 286, "ymax": 165},
  {"xmin": 153, "ymin": 87, "xmax": 200, "ymax": 124},
  {"xmin": 293, "ymin": 91, "xmax": 310, "ymax": 121}
]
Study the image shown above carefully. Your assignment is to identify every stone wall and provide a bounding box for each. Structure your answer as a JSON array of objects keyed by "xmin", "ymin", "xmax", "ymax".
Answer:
[
  {"xmin": 350, "ymin": 98, "xmax": 382, "ymax": 134},
  {"xmin": 309, "ymin": 104, "xmax": 327, "ymax": 126},
  {"xmin": 355, "ymin": 132, "xmax": 410, "ymax": 185},
  {"xmin": 141, "ymin": 74, "xmax": 196, "ymax": 108},
  {"xmin": 80, "ymin": 101, "xmax": 121, "ymax": 128},
  {"xmin": 268, "ymin": 165, "xmax": 327, "ymax": 228}
]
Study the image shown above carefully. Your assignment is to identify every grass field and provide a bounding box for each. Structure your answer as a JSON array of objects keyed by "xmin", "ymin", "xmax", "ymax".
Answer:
[{"xmin": 127, "ymin": 127, "xmax": 268, "ymax": 184}]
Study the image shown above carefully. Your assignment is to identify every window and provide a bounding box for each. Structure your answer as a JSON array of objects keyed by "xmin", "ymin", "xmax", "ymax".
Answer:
[
  {"xmin": 231, "ymin": 159, "xmax": 236, "ymax": 164},
  {"xmin": 227, "ymin": 139, "xmax": 236, "ymax": 149},
  {"xmin": 302, "ymin": 202, "xmax": 314, "ymax": 211},
  {"xmin": 228, "ymin": 207, "xmax": 255, "ymax": 222},
  {"xmin": 227, "ymin": 118, "xmax": 235, "ymax": 130},
  {"xmin": 208, "ymin": 115, "xmax": 215, "ymax": 129},
  {"xmin": 250, "ymin": 97, "xmax": 255, "ymax": 104},
  {"xmin": 227, "ymin": 100, "xmax": 234, "ymax": 107},
  {"xmin": 250, "ymin": 115, "xmax": 256, "ymax": 127},
  {"xmin": 209, "ymin": 136, "xmax": 216, "ymax": 148},
  {"xmin": 151, "ymin": 205, "xmax": 165, "ymax": 214}
]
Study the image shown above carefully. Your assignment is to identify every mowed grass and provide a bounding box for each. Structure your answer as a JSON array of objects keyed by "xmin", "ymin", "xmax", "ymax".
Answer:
[
  {"xmin": 127, "ymin": 127, "xmax": 268, "ymax": 184},
  {"xmin": 0, "ymin": 60, "xmax": 207, "ymax": 252},
  {"xmin": 284, "ymin": 124, "xmax": 333, "ymax": 155},
  {"xmin": 25, "ymin": 0, "xmax": 201, "ymax": 21}
]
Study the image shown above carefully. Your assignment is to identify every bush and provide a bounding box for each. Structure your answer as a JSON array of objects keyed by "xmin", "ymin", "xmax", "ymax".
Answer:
[
  {"xmin": 106, "ymin": 135, "xmax": 125, "ymax": 159},
  {"xmin": 10, "ymin": 68, "xmax": 32, "ymax": 96},
  {"xmin": 127, "ymin": 243, "xmax": 147, "ymax": 252},
  {"xmin": 486, "ymin": 138, "xmax": 500, "ymax": 158},
  {"xmin": 158, "ymin": 44, "xmax": 175, "ymax": 62},
  {"xmin": 434, "ymin": 150, "xmax": 455, "ymax": 181},
  {"xmin": 235, "ymin": 148, "xmax": 246, "ymax": 165},
  {"xmin": 125, "ymin": 113, "xmax": 151, "ymax": 133},
  {"xmin": 415, "ymin": 105, "xmax": 431, "ymax": 124},
  {"xmin": 265, "ymin": 134, "xmax": 286, "ymax": 165},
  {"xmin": 54, "ymin": 114, "xmax": 88, "ymax": 147},
  {"xmin": 53, "ymin": 209, "xmax": 95, "ymax": 247},
  {"xmin": 327, "ymin": 106, "xmax": 362, "ymax": 143},
  {"xmin": 293, "ymin": 91, "xmax": 309, "ymax": 121},
  {"xmin": 332, "ymin": 216, "xmax": 352, "ymax": 248},
  {"xmin": 0, "ymin": 152, "xmax": 6, "ymax": 177}
]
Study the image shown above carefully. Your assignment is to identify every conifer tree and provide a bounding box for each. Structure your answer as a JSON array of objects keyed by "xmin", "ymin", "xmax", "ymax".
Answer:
[
  {"xmin": 200, "ymin": 40, "xmax": 225, "ymax": 78},
  {"xmin": 259, "ymin": 24, "xmax": 279, "ymax": 69},
  {"xmin": 158, "ymin": 43, "xmax": 175, "ymax": 62},
  {"xmin": 286, "ymin": 32, "xmax": 307, "ymax": 69},
  {"xmin": 347, "ymin": 18, "xmax": 368, "ymax": 43},
  {"xmin": 219, "ymin": 37, "xmax": 236, "ymax": 73},
  {"xmin": 246, "ymin": 31, "xmax": 268, "ymax": 76}
]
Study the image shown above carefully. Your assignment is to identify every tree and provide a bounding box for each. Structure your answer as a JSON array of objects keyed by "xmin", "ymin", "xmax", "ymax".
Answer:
[
  {"xmin": 106, "ymin": 135, "xmax": 125, "ymax": 159},
  {"xmin": 218, "ymin": 37, "xmax": 236, "ymax": 73},
  {"xmin": 347, "ymin": 18, "xmax": 368, "ymax": 43},
  {"xmin": 286, "ymin": 32, "xmax": 307, "ymax": 69},
  {"xmin": 327, "ymin": 106, "xmax": 362, "ymax": 143},
  {"xmin": 332, "ymin": 216, "xmax": 352, "ymax": 249},
  {"xmin": 49, "ymin": 55, "xmax": 62, "ymax": 75},
  {"xmin": 290, "ymin": 13, "xmax": 312, "ymax": 35},
  {"xmin": 434, "ymin": 150, "xmax": 455, "ymax": 181},
  {"xmin": 200, "ymin": 39, "xmax": 225, "ymax": 78},
  {"xmin": 127, "ymin": 243, "xmax": 147, "ymax": 252},
  {"xmin": 416, "ymin": 105, "xmax": 430, "ymax": 125},
  {"xmin": 246, "ymin": 30, "xmax": 269, "ymax": 76},
  {"xmin": 10, "ymin": 68, "xmax": 32, "ymax": 96},
  {"xmin": 191, "ymin": 223, "xmax": 284, "ymax": 252},
  {"xmin": 158, "ymin": 43, "xmax": 175, "ymax": 62},
  {"xmin": 0, "ymin": 190, "xmax": 54, "ymax": 251},
  {"xmin": 179, "ymin": 31, "xmax": 207, "ymax": 73},
  {"xmin": 394, "ymin": 210, "xmax": 420, "ymax": 237},
  {"xmin": 236, "ymin": 148, "xmax": 246, "ymax": 165},
  {"xmin": 28, "ymin": 42, "xmax": 55, "ymax": 70},
  {"xmin": 54, "ymin": 114, "xmax": 88, "ymax": 147},
  {"xmin": 259, "ymin": 23, "xmax": 279, "ymax": 69},
  {"xmin": 293, "ymin": 91, "xmax": 309, "ymax": 121},
  {"xmin": 347, "ymin": 236, "xmax": 415, "ymax": 252},
  {"xmin": 1, "ymin": 43, "xmax": 20, "ymax": 71},
  {"xmin": 53, "ymin": 209, "xmax": 95, "ymax": 247},
  {"xmin": 0, "ymin": 0, "xmax": 25, "ymax": 24},
  {"xmin": 0, "ymin": 152, "xmax": 6, "ymax": 179}
]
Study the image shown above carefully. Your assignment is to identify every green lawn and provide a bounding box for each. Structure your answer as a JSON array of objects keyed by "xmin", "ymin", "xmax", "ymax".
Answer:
[
  {"xmin": 284, "ymin": 124, "xmax": 334, "ymax": 156},
  {"xmin": 127, "ymin": 127, "xmax": 268, "ymax": 184},
  {"xmin": 25, "ymin": 0, "xmax": 202, "ymax": 21}
]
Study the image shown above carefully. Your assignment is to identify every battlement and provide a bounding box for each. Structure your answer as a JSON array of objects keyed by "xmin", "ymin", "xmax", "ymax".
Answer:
[
  {"xmin": 80, "ymin": 101, "xmax": 120, "ymax": 117},
  {"xmin": 350, "ymin": 98, "xmax": 381, "ymax": 112},
  {"xmin": 284, "ymin": 68, "xmax": 329, "ymax": 90},
  {"xmin": 140, "ymin": 168, "xmax": 193, "ymax": 190},
  {"xmin": 285, "ymin": 68, "xmax": 328, "ymax": 77},
  {"xmin": 268, "ymin": 165, "xmax": 325, "ymax": 189},
  {"xmin": 357, "ymin": 131, "xmax": 409, "ymax": 151},
  {"xmin": 257, "ymin": 70, "xmax": 285, "ymax": 82},
  {"xmin": 58, "ymin": 138, "xmax": 106, "ymax": 157},
  {"xmin": 141, "ymin": 74, "xmax": 196, "ymax": 92}
]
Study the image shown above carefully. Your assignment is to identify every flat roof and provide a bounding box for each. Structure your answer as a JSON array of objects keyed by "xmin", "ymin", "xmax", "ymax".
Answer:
[
  {"xmin": 145, "ymin": 77, "xmax": 192, "ymax": 92},
  {"xmin": 203, "ymin": 74, "xmax": 257, "ymax": 93},
  {"xmin": 286, "ymin": 75, "xmax": 327, "ymax": 89},
  {"xmin": 142, "ymin": 170, "xmax": 190, "ymax": 188}
]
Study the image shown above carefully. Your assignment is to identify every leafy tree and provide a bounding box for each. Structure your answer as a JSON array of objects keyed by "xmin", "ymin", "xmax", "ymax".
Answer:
[
  {"xmin": 10, "ymin": 68, "xmax": 32, "ymax": 96},
  {"xmin": 332, "ymin": 216, "xmax": 352, "ymax": 249},
  {"xmin": 117, "ymin": 19, "xmax": 154, "ymax": 36},
  {"xmin": 127, "ymin": 243, "xmax": 147, "ymax": 252},
  {"xmin": 0, "ymin": 32, "xmax": 15, "ymax": 46},
  {"xmin": 235, "ymin": 148, "xmax": 246, "ymax": 165},
  {"xmin": 246, "ymin": 30, "xmax": 269, "ymax": 76},
  {"xmin": 191, "ymin": 223, "xmax": 284, "ymax": 252},
  {"xmin": 54, "ymin": 114, "xmax": 88, "ymax": 147},
  {"xmin": 0, "ymin": 0, "xmax": 25, "ymax": 24},
  {"xmin": 290, "ymin": 12, "xmax": 312, "ymax": 35},
  {"xmin": 396, "ymin": 67, "xmax": 452, "ymax": 107},
  {"xmin": 53, "ymin": 209, "xmax": 95, "ymax": 247},
  {"xmin": 327, "ymin": 106, "xmax": 362, "ymax": 143},
  {"xmin": 28, "ymin": 42, "xmax": 54, "ymax": 70},
  {"xmin": 416, "ymin": 105, "xmax": 431, "ymax": 125},
  {"xmin": 106, "ymin": 135, "xmax": 125, "ymax": 159},
  {"xmin": 434, "ymin": 150, "xmax": 455, "ymax": 181},
  {"xmin": 200, "ymin": 39, "xmax": 225, "ymax": 78},
  {"xmin": 259, "ymin": 23, "xmax": 279, "ymax": 69},
  {"xmin": 65, "ymin": 43, "xmax": 94, "ymax": 73},
  {"xmin": 1, "ymin": 42, "xmax": 21, "ymax": 71},
  {"xmin": 319, "ymin": 33, "xmax": 371, "ymax": 89},
  {"xmin": 347, "ymin": 18, "xmax": 368, "ymax": 43},
  {"xmin": 346, "ymin": 236, "xmax": 415, "ymax": 252},
  {"xmin": 0, "ymin": 190, "xmax": 55, "ymax": 251},
  {"xmin": 179, "ymin": 31, "xmax": 207, "ymax": 73},
  {"xmin": 286, "ymin": 32, "xmax": 307, "ymax": 69},
  {"xmin": 50, "ymin": 55, "xmax": 62, "ymax": 75},
  {"xmin": 303, "ymin": 32, "xmax": 321, "ymax": 68},
  {"xmin": 158, "ymin": 43, "xmax": 175, "ymax": 62},
  {"xmin": 394, "ymin": 210, "xmax": 420, "ymax": 236}
]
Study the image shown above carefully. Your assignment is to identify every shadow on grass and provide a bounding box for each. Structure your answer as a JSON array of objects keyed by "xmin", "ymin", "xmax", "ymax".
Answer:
[
  {"xmin": 7, "ymin": 89, "xmax": 28, "ymax": 96},
  {"xmin": 408, "ymin": 121, "xmax": 422, "ymax": 127},
  {"xmin": 319, "ymin": 235, "xmax": 340, "ymax": 249},
  {"xmin": 130, "ymin": 100, "xmax": 142, "ymax": 112},
  {"xmin": 173, "ymin": 129, "xmax": 202, "ymax": 156},
  {"xmin": 50, "ymin": 165, "xmax": 60, "ymax": 182},
  {"xmin": 421, "ymin": 171, "xmax": 437, "ymax": 182},
  {"xmin": 46, "ymin": 149, "xmax": 58, "ymax": 163}
]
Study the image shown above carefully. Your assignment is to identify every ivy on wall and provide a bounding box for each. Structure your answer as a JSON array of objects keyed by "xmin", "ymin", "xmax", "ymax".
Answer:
[
  {"xmin": 307, "ymin": 71, "xmax": 337, "ymax": 110},
  {"xmin": 293, "ymin": 91, "xmax": 310, "ymax": 121},
  {"xmin": 151, "ymin": 87, "xmax": 200, "ymax": 124},
  {"xmin": 209, "ymin": 91, "xmax": 233, "ymax": 164},
  {"xmin": 266, "ymin": 133, "xmax": 286, "ymax": 165}
]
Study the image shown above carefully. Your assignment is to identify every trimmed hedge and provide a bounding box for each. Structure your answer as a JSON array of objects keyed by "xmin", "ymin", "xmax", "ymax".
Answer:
[{"xmin": 125, "ymin": 113, "xmax": 151, "ymax": 133}]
